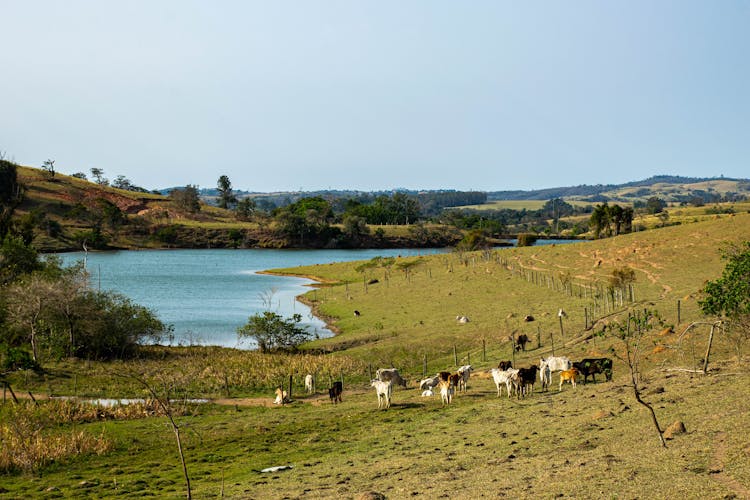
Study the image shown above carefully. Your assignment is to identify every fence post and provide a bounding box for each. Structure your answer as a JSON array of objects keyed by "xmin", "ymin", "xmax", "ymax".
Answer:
[
  {"xmin": 454, "ymin": 345, "xmax": 458, "ymax": 367},
  {"xmin": 550, "ymin": 330, "xmax": 556, "ymax": 357},
  {"xmin": 368, "ymin": 364, "xmax": 373, "ymax": 381},
  {"xmin": 467, "ymin": 352, "xmax": 471, "ymax": 366},
  {"xmin": 288, "ymin": 374, "xmax": 293, "ymax": 403},
  {"xmin": 423, "ymin": 355, "xmax": 427, "ymax": 377},
  {"xmin": 536, "ymin": 327, "xmax": 541, "ymax": 348},
  {"xmin": 482, "ymin": 339, "xmax": 486, "ymax": 362},
  {"xmin": 677, "ymin": 300, "xmax": 681, "ymax": 326},
  {"xmin": 584, "ymin": 307, "xmax": 588, "ymax": 330}
]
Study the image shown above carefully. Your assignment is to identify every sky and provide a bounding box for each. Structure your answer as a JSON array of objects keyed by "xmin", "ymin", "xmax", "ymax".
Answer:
[{"xmin": 2, "ymin": 1, "xmax": 749, "ymax": 193}]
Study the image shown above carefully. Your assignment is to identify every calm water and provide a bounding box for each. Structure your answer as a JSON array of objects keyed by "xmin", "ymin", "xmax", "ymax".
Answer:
[
  {"xmin": 57, "ymin": 241, "xmax": 579, "ymax": 349},
  {"xmin": 57, "ymin": 248, "xmax": 446, "ymax": 348}
]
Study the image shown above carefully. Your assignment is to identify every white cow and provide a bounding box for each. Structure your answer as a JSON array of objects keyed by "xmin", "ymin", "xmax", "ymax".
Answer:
[
  {"xmin": 304, "ymin": 374, "xmax": 314, "ymax": 394},
  {"xmin": 539, "ymin": 356, "xmax": 572, "ymax": 391},
  {"xmin": 490, "ymin": 368, "xmax": 519, "ymax": 398},
  {"xmin": 371, "ymin": 379, "xmax": 393, "ymax": 409}
]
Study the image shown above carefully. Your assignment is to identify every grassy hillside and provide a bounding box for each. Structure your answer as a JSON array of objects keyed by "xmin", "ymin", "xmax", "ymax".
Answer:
[{"xmin": 13, "ymin": 166, "xmax": 443, "ymax": 251}]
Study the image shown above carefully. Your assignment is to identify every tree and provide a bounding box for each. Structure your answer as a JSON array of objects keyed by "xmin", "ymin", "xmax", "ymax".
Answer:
[
  {"xmin": 0, "ymin": 160, "xmax": 24, "ymax": 239},
  {"xmin": 605, "ymin": 309, "xmax": 667, "ymax": 448},
  {"xmin": 342, "ymin": 215, "xmax": 370, "ymax": 245},
  {"xmin": 700, "ymin": 242, "xmax": 750, "ymax": 360},
  {"xmin": 236, "ymin": 311, "xmax": 310, "ymax": 353},
  {"xmin": 41, "ymin": 159, "xmax": 55, "ymax": 179},
  {"xmin": 216, "ymin": 175, "xmax": 237, "ymax": 209},
  {"xmin": 645, "ymin": 197, "xmax": 666, "ymax": 215},
  {"xmin": 112, "ymin": 175, "xmax": 133, "ymax": 190},
  {"xmin": 169, "ymin": 185, "xmax": 201, "ymax": 213},
  {"xmin": 90, "ymin": 168, "xmax": 108, "ymax": 186},
  {"xmin": 235, "ymin": 197, "xmax": 256, "ymax": 221}
]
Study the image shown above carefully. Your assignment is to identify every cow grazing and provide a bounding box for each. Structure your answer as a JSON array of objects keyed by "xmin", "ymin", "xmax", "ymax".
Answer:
[
  {"xmin": 497, "ymin": 360, "xmax": 513, "ymax": 371},
  {"xmin": 558, "ymin": 368, "xmax": 579, "ymax": 391},
  {"xmin": 456, "ymin": 315, "xmax": 470, "ymax": 324},
  {"xmin": 438, "ymin": 380, "xmax": 453, "ymax": 405},
  {"xmin": 524, "ymin": 315, "xmax": 535, "ymax": 322},
  {"xmin": 457, "ymin": 365, "xmax": 473, "ymax": 392},
  {"xmin": 304, "ymin": 374, "xmax": 314, "ymax": 394},
  {"xmin": 371, "ymin": 379, "xmax": 393, "ymax": 409},
  {"xmin": 572, "ymin": 358, "xmax": 613, "ymax": 384},
  {"xmin": 490, "ymin": 368, "xmax": 519, "ymax": 398},
  {"xmin": 376, "ymin": 368, "xmax": 408, "ymax": 388},
  {"xmin": 421, "ymin": 389, "xmax": 434, "ymax": 397},
  {"xmin": 515, "ymin": 334, "xmax": 530, "ymax": 352},
  {"xmin": 354, "ymin": 310, "xmax": 361, "ymax": 317},
  {"xmin": 328, "ymin": 381, "xmax": 343, "ymax": 404},
  {"xmin": 517, "ymin": 365, "xmax": 539, "ymax": 397}
]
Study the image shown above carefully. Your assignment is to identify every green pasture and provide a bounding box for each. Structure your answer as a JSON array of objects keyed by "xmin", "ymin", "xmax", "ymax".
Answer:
[
  {"xmin": 2, "ymin": 356, "xmax": 749, "ymax": 499},
  {"xmin": 3, "ymin": 212, "xmax": 750, "ymax": 498}
]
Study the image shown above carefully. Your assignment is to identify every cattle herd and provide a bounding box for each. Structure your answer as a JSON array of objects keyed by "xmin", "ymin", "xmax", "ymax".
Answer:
[{"xmin": 275, "ymin": 356, "xmax": 613, "ymax": 409}]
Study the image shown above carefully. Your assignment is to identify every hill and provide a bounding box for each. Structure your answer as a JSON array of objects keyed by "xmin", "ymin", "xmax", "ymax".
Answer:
[{"xmin": 488, "ymin": 175, "xmax": 750, "ymax": 204}]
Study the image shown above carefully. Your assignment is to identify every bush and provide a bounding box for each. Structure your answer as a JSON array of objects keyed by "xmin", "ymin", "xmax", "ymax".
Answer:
[{"xmin": 516, "ymin": 233, "xmax": 538, "ymax": 247}]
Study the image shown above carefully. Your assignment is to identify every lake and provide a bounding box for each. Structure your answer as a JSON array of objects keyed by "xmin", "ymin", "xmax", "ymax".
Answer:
[
  {"xmin": 57, "ymin": 248, "xmax": 447, "ymax": 348},
  {"xmin": 57, "ymin": 241, "xmax": 579, "ymax": 349}
]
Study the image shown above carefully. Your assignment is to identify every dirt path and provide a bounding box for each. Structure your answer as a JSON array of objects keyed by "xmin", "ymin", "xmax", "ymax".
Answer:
[{"xmin": 710, "ymin": 431, "xmax": 750, "ymax": 499}]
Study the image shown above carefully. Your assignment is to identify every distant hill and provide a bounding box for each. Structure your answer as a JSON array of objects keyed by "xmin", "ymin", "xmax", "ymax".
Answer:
[{"xmin": 488, "ymin": 175, "xmax": 750, "ymax": 203}]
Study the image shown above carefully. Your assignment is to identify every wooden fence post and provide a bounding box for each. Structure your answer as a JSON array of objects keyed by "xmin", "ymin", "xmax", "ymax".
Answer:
[
  {"xmin": 482, "ymin": 339, "xmax": 486, "ymax": 362},
  {"xmin": 453, "ymin": 345, "xmax": 458, "ymax": 367},
  {"xmin": 423, "ymin": 355, "xmax": 427, "ymax": 377},
  {"xmin": 288, "ymin": 374, "xmax": 293, "ymax": 403},
  {"xmin": 677, "ymin": 300, "xmax": 681, "ymax": 326},
  {"xmin": 536, "ymin": 327, "xmax": 541, "ymax": 348},
  {"xmin": 550, "ymin": 330, "xmax": 556, "ymax": 357}
]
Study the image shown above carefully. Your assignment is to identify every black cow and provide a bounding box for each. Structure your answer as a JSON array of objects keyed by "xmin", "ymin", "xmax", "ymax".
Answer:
[
  {"xmin": 572, "ymin": 358, "xmax": 613, "ymax": 384},
  {"xmin": 329, "ymin": 381, "xmax": 343, "ymax": 403},
  {"xmin": 515, "ymin": 334, "xmax": 530, "ymax": 352}
]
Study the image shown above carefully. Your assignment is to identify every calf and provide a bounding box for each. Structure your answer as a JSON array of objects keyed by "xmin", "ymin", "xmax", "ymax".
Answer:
[
  {"xmin": 572, "ymin": 358, "xmax": 613, "ymax": 384},
  {"xmin": 371, "ymin": 379, "xmax": 393, "ymax": 409},
  {"xmin": 558, "ymin": 368, "xmax": 579, "ymax": 391},
  {"xmin": 517, "ymin": 365, "xmax": 539, "ymax": 397},
  {"xmin": 273, "ymin": 387, "xmax": 289, "ymax": 405},
  {"xmin": 328, "ymin": 381, "xmax": 343, "ymax": 404},
  {"xmin": 438, "ymin": 379, "xmax": 453, "ymax": 405}
]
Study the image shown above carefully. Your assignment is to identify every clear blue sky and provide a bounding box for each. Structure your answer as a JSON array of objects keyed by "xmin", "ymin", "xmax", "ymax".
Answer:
[{"xmin": 2, "ymin": 1, "xmax": 748, "ymax": 193}]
